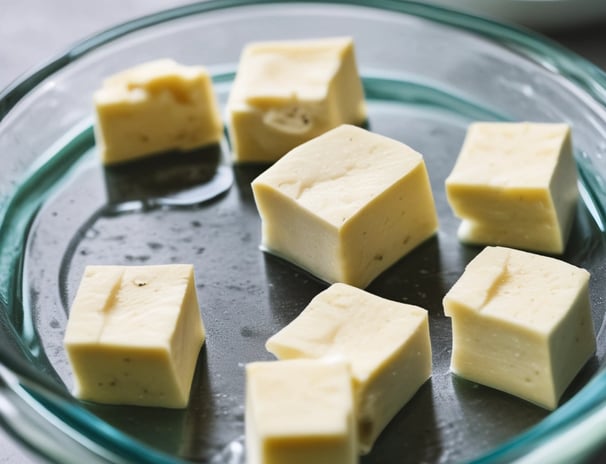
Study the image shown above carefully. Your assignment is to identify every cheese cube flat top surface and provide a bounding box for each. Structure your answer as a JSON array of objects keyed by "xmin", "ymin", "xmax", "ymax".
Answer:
[
  {"xmin": 246, "ymin": 359, "xmax": 356, "ymax": 464},
  {"xmin": 94, "ymin": 59, "xmax": 223, "ymax": 165},
  {"xmin": 445, "ymin": 122, "xmax": 578, "ymax": 254},
  {"xmin": 444, "ymin": 246, "xmax": 595, "ymax": 409},
  {"xmin": 266, "ymin": 283, "xmax": 432, "ymax": 453},
  {"xmin": 64, "ymin": 264, "xmax": 205, "ymax": 408},
  {"xmin": 445, "ymin": 246, "xmax": 588, "ymax": 332},
  {"xmin": 231, "ymin": 37, "xmax": 351, "ymax": 104},
  {"xmin": 227, "ymin": 37, "xmax": 366, "ymax": 162},
  {"xmin": 252, "ymin": 124, "xmax": 438, "ymax": 288}
]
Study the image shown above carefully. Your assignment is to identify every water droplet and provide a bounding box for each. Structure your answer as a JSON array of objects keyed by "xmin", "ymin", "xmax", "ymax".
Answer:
[
  {"xmin": 84, "ymin": 228, "xmax": 99, "ymax": 239},
  {"xmin": 209, "ymin": 436, "xmax": 245, "ymax": 464},
  {"xmin": 521, "ymin": 84, "xmax": 534, "ymax": 97}
]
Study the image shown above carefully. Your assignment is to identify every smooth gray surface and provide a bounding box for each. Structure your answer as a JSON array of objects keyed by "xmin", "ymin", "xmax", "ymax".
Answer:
[
  {"xmin": 0, "ymin": 0, "xmax": 185, "ymax": 91},
  {"xmin": 0, "ymin": 1, "xmax": 605, "ymax": 463}
]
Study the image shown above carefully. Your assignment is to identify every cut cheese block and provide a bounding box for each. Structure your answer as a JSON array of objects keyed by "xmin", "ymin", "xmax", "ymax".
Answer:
[
  {"xmin": 251, "ymin": 124, "xmax": 439, "ymax": 288},
  {"xmin": 94, "ymin": 59, "xmax": 223, "ymax": 164},
  {"xmin": 443, "ymin": 246, "xmax": 595, "ymax": 409},
  {"xmin": 63, "ymin": 264, "xmax": 205, "ymax": 408},
  {"xmin": 246, "ymin": 359, "xmax": 356, "ymax": 464},
  {"xmin": 266, "ymin": 283, "xmax": 432, "ymax": 453},
  {"xmin": 445, "ymin": 122, "xmax": 578, "ymax": 254},
  {"xmin": 227, "ymin": 37, "xmax": 366, "ymax": 162}
]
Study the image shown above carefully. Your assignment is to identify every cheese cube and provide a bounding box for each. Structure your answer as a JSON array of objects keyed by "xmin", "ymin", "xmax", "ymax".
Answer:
[
  {"xmin": 251, "ymin": 124, "xmax": 438, "ymax": 288},
  {"xmin": 63, "ymin": 264, "xmax": 205, "ymax": 408},
  {"xmin": 443, "ymin": 246, "xmax": 595, "ymax": 410},
  {"xmin": 94, "ymin": 59, "xmax": 223, "ymax": 165},
  {"xmin": 445, "ymin": 122, "xmax": 578, "ymax": 254},
  {"xmin": 266, "ymin": 283, "xmax": 432, "ymax": 453},
  {"xmin": 226, "ymin": 37, "xmax": 366, "ymax": 162},
  {"xmin": 246, "ymin": 360, "xmax": 356, "ymax": 464}
]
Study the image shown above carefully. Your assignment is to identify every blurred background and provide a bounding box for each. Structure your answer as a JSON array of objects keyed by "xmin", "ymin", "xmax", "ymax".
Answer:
[
  {"xmin": 1, "ymin": 0, "xmax": 606, "ymax": 462},
  {"xmin": 1, "ymin": 0, "xmax": 606, "ymax": 90}
]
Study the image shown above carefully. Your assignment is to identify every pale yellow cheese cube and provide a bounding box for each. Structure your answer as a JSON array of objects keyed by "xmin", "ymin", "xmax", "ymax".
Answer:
[
  {"xmin": 445, "ymin": 122, "xmax": 578, "ymax": 254},
  {"xmin": 443, "ymin": 246, "xmax": 595, "ymax": 409},
  {"xmin": 251, "ymin": 124, "xmax": 438, "ymax": 288},
  {"xmin": 266, "ymin": 283, "xmax": 432, "ymax": 453},
  {"xmin": 226, "ymin": 37, "xmax": 366, "ymax": 162},
  {"xmin": 94, "ymin": 59, "xmax": 223, "ymax": 165},
  {"xmin": 63, "ymin": 264, "xmax": 205, "ymax": 408},
  {"xmin": 246, "ymin": 359, "xmax": 356, "ymax": 464}
]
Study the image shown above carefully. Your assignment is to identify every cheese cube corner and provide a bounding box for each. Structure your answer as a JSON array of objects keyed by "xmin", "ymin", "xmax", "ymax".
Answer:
[
  {"xmin": 266, "ymin": 283, "xmax": 432, "ymax": 453},
  {"xmin": 251, "ymin": 124, "xmax": 438, "ymax": 288},
  {"xmin": 227, "ymin": 37, "xmax": 366, "ymax": 162},
  {"xmin": 63, "ymin": 264, "xmax": 205, "ymax": 408},
  {"xmin": 445, "ymin": 122, "xmax": 578, "ymax": 254},
  {"xmin": 246, "ymin": 359, "xmax": 357, "ymax": 464},
  {"xmin": 94, "ymin": 59, "xmax": 224, "ymax": 165},
  {"xmin": 444, "ymin": 246, "xmax": 595, "ymax": 409}
]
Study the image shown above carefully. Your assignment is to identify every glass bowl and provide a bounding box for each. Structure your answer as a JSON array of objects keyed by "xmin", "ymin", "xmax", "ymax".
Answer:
[
  {"xmin": 425, "ymin": 0, "xmax": 606, "ymax": 29},
  {"xmin": 1, "ymin": 1, "xmax": 606, "ymax": 462}
]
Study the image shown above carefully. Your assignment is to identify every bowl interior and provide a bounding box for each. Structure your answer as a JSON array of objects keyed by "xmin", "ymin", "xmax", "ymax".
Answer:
[{"xmin": 1, "ymin": 1, "xmax": 606, "ymax": 463}]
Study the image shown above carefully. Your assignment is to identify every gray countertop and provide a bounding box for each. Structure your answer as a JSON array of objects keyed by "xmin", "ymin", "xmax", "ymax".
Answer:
[{"xmin": 1, "ymin": 1, "xmax": 606, "ymax": 462}]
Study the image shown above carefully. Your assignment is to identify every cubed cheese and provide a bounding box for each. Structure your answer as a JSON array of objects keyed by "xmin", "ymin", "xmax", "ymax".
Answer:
[
  {"xmin": 226, "ymin": 37, "xmax": 366, "ymax": 162},
  {"xmin": 266, "ymin": 283, "xmax": 432, "ymax": 453},
  {"xmin": 246, "ymin": 359, "xmax": 356, "ymax": 464},
  {"xmin": 445, "ymin": 122, "xmax": 578, "ymax": 254},
  {"xmin": 443, "ymin": 246, "xmax": 595, "ymax": 409},
  {"xmin": 251, "ymin": 124, "xmax": 438, "ymax": 288},
  {"xmin": 94, "ymin": 59, "xmax": 223, "ymax": 165},
  {"xmin": 63, "ymin": 264, "xmax": 205, "ymax": 408}
]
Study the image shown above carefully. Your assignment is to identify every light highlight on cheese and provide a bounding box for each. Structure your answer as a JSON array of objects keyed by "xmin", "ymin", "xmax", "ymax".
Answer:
[
  {"xmin": 443, "ymin": 246, "xmax": 595, "ymax": 409},
  {"xmin": 63, "ymin": 264, "xmax": 205, "ymax": 408}
]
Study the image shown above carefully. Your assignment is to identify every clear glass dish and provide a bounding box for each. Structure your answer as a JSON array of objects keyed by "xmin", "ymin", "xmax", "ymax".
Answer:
[
  {"xmin": 1, "ymin": 1, "xmax": 606, "ymax": 463},
  {"xmin": 425, "ymin": 0, "xmax": 606, "ymax": 29}
]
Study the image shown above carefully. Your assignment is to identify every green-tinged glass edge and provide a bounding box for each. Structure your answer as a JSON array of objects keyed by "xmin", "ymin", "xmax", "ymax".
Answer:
[
  {"xmin": 1, "ymin": 1, "xmax": 606, "ymax": 463},
  {"xmin": 0, "ymin": 126, "xmax": 189, "ymax": 464}
]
